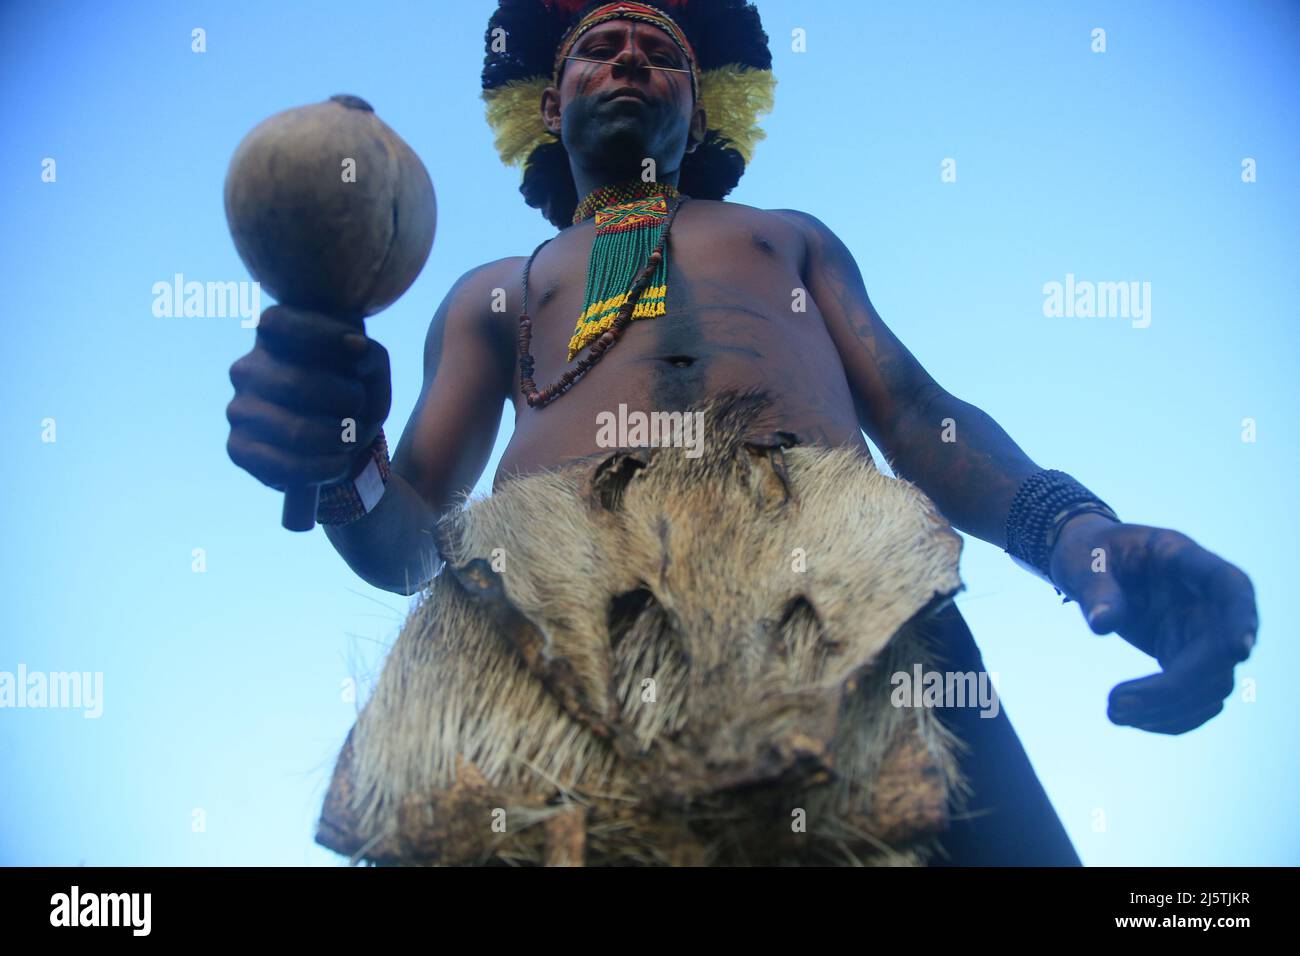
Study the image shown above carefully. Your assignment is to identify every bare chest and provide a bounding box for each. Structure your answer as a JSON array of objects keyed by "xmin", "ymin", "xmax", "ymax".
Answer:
[{"xmin": 516, "ymin": 202, "xmax": 809, "ymax": 360}]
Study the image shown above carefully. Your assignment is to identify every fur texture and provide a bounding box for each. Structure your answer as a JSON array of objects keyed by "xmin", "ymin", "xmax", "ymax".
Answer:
[{"xmin": 318, "ymin": 391, "xmax": 967, "ymax": 865}]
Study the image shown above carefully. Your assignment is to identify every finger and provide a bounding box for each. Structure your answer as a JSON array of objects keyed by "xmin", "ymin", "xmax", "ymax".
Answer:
[
  {"xmin": 1172, "ymin": 547, "xmax": 1259, "ymax": 661},
  {"xmin": 227, "ymin": 394, "xmax": 356, "ymax": 454},
  {"xmin": 256, "ymin": 306, "xmax": 366, "ymax": 369},
  {"xmin": 230, "ymin": 351, "xmax": 366, "ymax": 419},
  {"xmin": 1108, "ymin": 640, "xmax": 1236, "ymax": 724},
  {"xmin": 1133, "ymin": 699, "xmax": 1225, "ymax": 736},
  {"xmin": 1075, "ymin": 568, "xmax": 1130, "ymax": 635},
  {"xmin": 226, "ymin": 432, "xmax": 353, "ymax": 488},
  {"xmin": 352, "ymin": 335, "xmax": 390, "ymax": 380},
  {"xmin": 1108, "ymin": 665, "xmax": 1234, "ymax": 726}
]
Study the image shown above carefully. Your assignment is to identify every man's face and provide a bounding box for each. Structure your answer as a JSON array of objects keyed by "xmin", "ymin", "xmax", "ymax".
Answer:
[{"xmin": 541, "ymin": 18, "xmax": 705, "ymax": 176}]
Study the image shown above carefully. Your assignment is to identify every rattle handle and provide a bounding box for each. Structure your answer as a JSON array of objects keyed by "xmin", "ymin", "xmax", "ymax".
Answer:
[{"xmin": 283, "ymin": 485, "xmax": 321, "ymax": 532}]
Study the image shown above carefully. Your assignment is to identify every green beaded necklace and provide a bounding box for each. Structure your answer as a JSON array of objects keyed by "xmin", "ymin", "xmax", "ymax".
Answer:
[
  {"xmin": 518, "ymin": 181, "xmax": 687, "ymax": 409},
  {"xmin": 567, "ymin": 180, "xmax": 681, "ymax": 359}
]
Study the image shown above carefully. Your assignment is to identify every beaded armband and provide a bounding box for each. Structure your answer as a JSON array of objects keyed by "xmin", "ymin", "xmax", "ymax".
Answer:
[
  {"xmin": 316, "ymin": 429, "xmax": 391, "ymax": 526},
  {"xmin": 1004, "ymin": 469, "xmax": 1120, "ymax": 594}
]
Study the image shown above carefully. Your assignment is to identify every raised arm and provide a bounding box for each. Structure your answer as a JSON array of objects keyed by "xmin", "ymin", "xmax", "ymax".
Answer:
[
  {"xmin": 324, "ymin": 259, "xmax": 518, "ymax": 594},
  {"xmin": 228, "ymin": 258, "xmax": 517, "ymax": 595}
]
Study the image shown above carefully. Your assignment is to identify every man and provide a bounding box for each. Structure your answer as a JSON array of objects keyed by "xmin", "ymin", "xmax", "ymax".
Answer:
[{"xmin": 226, "ymin": 0, "xmax": 1257, "ymax": 866}]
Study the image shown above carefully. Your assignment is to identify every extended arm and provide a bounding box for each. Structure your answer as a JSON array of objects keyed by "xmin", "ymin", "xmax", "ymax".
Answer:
[{"xmin": 781, "ymin": 209, "xmax": 1257, "ymax": 736}]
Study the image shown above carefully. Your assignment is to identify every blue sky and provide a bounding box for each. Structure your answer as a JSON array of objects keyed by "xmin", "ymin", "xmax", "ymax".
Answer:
[{"xmin": 1, "ymin": 0, "xmax": 1296, "ymax": 865}]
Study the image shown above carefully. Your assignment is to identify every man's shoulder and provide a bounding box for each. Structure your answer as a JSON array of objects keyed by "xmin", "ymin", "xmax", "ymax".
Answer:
[
  {"xmin": 455, "ymin": 255, "xmax": 528, "ymax": 291},
  {"xmin": 690, "ymin": 199, "xmax": 829, "ymax": 237},
  {"xmin": 763, "ymin": 207, "xmax": 831, "ymax": 234},
  {"xmin": 437, "ymin": 256, "xmax": 527, "ymax": 313},
  {"xmin": 686, "ymin": 197, "xmax": 799, "ymax": 220}
]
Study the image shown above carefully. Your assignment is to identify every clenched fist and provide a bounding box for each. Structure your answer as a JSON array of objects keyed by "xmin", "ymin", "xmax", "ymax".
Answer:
[{"xmin": 226, "ymin": 305, "xmax": 391, "ymax": 492}]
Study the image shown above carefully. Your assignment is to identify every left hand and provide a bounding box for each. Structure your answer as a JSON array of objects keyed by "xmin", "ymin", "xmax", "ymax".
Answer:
[{"xmin": 1047, "ymin": 514, "xmax": 1258, "ymax": 734}]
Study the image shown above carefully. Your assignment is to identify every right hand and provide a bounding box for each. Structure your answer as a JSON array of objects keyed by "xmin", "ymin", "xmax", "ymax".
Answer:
[{"xmin": 226, "ymin": 305, "xmax": 392, "ymax": 491}]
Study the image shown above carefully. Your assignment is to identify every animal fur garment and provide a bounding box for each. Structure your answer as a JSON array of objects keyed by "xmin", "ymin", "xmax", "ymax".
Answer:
[{"xmin": 317, "ymin": 390, "xmax": 969, "ymax": 866}]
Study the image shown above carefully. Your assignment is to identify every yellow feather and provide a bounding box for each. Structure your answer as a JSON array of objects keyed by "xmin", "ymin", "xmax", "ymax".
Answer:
[
  {"xmin": 482, "ymin": 78, "xmax": 553, "ymax": 168},
  {"xmin": 698, "ymin": 67, "xmax": 777, "ymax": 165},
  {"xmin": 481, "ymin": 67, "xmax": 778, "ymax": 171}
]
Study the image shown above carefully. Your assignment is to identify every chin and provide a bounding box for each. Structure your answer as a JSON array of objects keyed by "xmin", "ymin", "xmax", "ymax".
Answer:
[{"xmin": 575, "ymin": 122, "xmax": 653, "ymax": 170}]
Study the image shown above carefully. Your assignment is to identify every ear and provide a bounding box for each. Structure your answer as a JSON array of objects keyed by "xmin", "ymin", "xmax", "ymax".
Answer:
[
  {"xmin": 541, "ymin": 85, "xmax": 563, "ymax": 136},
  {"xmin": 687, "ymin": 104, "xmax": 707, "ymax": 153}
]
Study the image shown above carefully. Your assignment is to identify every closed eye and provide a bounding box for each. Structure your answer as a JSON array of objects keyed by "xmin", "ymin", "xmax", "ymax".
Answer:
[{"xmin": 581, "ymin": 45, "xmax": 680, "ymax": 68}]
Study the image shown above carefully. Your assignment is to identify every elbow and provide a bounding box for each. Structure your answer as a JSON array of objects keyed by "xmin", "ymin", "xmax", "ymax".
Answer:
[
  {"xmin": 327, "ymin": 542, "xmax": 436, "ymax": 597},
  {"xmin": 908, "ymin": 380, "xmax": 954, "ymax": 432},
  {"xmin": 869, "ymin": 381, "xmax": 953, "ymax": 473},
  {"xmin": 371, "ymin": 558, "xmax": 441, "ymax": 597},
  {"xmin": 862, "ymin": 380, "xmax": 949, "ymax": 450},
  {"xmin": 364, "ymin": 570, "xmax": 432, "ymax": 597},
  {"xmin": 377, "ymin": 576, "xmax": 420, "ymax": 597}
]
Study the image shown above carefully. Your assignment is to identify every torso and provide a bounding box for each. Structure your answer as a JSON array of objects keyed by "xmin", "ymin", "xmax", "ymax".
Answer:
[{"xmin": 490, "ymin": 199, "xmax": 869, "ymax": 486}]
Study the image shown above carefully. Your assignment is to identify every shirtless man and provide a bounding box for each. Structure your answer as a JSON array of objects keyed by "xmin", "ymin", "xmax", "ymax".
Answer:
[{"xmin": 225, "ymin": 10, "xmax": 1257, "ymax": 865}]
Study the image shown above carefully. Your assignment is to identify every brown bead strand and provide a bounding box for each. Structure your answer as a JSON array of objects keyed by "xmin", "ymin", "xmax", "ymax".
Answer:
[
  {"xmin": 517, "ymin": 196, "xmax": 686, "ymax": 409},
  {"xmin": 516, "ymin": 235, "xmax": 551, "ymax": 401}
]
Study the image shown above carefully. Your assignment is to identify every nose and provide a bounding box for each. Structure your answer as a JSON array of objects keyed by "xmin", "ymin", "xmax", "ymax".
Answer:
[{"xmin": 610, "ymin": 43, "xmax": 651, "ymax": 80}]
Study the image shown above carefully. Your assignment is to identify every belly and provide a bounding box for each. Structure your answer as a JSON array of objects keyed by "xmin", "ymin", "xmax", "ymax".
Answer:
[{"xmin": 494, "ymin": 307, "xmax": 868, "ymax": 485}]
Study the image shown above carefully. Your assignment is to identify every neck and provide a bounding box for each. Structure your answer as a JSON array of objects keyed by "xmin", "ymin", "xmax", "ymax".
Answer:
[
  {"xmin": 570, "ymin": 163, "xmax": 681, "ymax": 211},
  {"xmin": 571, "ymin": 178, "xmax": 682, "ymax": 225}
]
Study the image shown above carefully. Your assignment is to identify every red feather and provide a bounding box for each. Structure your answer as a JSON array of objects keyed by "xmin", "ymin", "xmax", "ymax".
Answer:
[
  {"xmin": 545, "ymin": 0, "xmax": 690, "ymax": 15},
  {"xmin": 544, "ymin": 0, "xmax": 591, "ymax": 14}
]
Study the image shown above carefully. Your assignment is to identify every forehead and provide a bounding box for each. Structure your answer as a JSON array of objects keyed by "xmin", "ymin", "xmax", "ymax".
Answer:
[{"xmin": 574, "ymin": 18, "xmax": 679, "ymax": 49}]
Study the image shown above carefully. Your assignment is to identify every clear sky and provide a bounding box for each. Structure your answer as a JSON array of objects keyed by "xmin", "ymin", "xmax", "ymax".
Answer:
[{"xmin": 2, "ymin": 0, "xmax": 1296, "ymax": 866}]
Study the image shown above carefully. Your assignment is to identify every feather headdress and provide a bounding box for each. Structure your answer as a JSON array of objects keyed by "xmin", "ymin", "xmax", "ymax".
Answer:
[{"xmin": 482, "ymin": 0, "xmax": 776, "ymax": 227}]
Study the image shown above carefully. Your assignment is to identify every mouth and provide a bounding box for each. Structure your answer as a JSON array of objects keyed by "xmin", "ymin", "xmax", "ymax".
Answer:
[{"xmin": 602, "ymin": 86, "xmax": 650, "ymax": 104}]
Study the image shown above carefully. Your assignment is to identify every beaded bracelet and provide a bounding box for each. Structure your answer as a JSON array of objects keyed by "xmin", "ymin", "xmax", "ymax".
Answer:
[
  {"xmin": 1005, "ymin": 469, "xmax": 1120, "ymax": 594},
  {"xmin": 316, "ymin": 428, "xmax": 391, "ymax": 526}
]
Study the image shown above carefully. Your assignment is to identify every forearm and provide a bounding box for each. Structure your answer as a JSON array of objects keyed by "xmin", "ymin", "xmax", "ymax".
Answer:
[
  {"xmin": 322, "ymin": 472, "xmax": 444, "ymax": 595},
  {"xmin": 884, "ymin": 387, "xmax": 1045, "ymax": 549}
]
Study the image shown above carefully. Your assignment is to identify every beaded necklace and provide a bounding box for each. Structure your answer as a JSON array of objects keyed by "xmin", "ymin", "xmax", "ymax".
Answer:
[{"xmin": 518, "ymin": 183, "xmax": 687, "ymax": 409}]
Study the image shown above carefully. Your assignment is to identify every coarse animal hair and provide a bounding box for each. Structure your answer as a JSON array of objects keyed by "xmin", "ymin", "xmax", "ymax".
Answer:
[{"xmin": 318, "ymin": 390, "xmax": 969, "ymax": 865}]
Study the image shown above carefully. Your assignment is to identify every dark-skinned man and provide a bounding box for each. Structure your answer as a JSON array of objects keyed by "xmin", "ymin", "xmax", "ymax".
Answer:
[{"xmin": 226, "ymin": 0, "xmax": 1257, "ymax": 867}]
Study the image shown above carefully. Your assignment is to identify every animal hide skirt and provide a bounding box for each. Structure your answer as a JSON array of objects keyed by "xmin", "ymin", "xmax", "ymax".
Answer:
[{"xmin": 316, "ymin": 391, "xmax": 970, "ymax": 866}]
